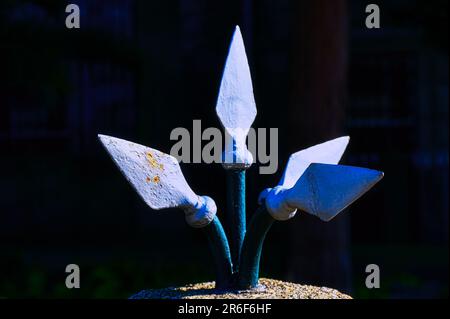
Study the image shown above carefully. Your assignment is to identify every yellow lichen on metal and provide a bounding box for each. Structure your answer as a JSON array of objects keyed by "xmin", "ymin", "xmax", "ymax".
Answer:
[
  {"xmin": 145, "ymin": 151, "xmax": 165, "ymax": 171},
  {"xmin": 145, "ymin": 151, "xmax": 159, "ymax": 168}
]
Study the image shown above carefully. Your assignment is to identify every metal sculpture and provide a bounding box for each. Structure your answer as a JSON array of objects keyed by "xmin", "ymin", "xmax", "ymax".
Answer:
[
  {"xmin": 98, "ymin": 26, "xmax": 384, "ymax": 291},
  {"xmin": 98, "ymin": 135, "xmax": 232, "ymax": 288},
  {"xmin": 216, "ymin": 26, "xmax": 256, "ymax": 274}
]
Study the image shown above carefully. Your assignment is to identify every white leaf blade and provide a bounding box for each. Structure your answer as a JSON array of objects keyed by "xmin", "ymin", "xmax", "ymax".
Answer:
[
  {"xmin": 216, "ymin": 26, "xmax": 257, "ymax": 137},
  {"xmin": 279, "ymin": 136, "xmax": 350, "ymax": 189},
  {"xmin": 98, "ymin": 134, "xmax": 198, "ymax": 210},
  {"xmin": 290, "ymin": 163, "xmax": 384, "ymax": 221}
]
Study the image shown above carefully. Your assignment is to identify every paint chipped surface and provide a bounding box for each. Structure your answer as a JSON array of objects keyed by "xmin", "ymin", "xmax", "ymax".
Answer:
[
  {"xmin": 145, "ymin": 176, "xmax": 160, "ymax": 184},
  {"xmin": 146, "ymin": 151, "xmax": 158, "ymax": 168},
  {"xmin": 146, "ymin": 151, "xmax": 165, "ymax": 170},
  {"xmin": 98, "ymin": 134, "xmax": 198, "ymax": 210}
]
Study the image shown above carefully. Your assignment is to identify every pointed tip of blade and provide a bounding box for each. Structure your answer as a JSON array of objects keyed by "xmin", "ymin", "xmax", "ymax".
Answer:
[
  {"xmin": 231, "ymin": 25, "xmax": 243, "ymax": 44},
  {"xmin": 97, "ymin": 134, "xmax": 128, "ymax": 151},
  {"xmin": 293, "ymin": 163, "xmax": 384, "ymax": 221},
  {"xmin": 324, "ymin": 135, "xmax": 350, "ymax": 151},
  {"xmin": 216, "ymin": 26, "xmax": 256, "ymax": 132},
  {"xmin": 98, "ymin": 133, "xmax": 119, "ymax": 142},
  {"xmin": 97, "ymin": 134, "xmax": 114, "ymax": 147},
  {"xmin": 339, "ymin": 135, "xmax": 350, "ymax": 144},
  {"xmin": 98, "ymin": 133, "xmax": 121, "ymax": 147},
  {"xmin": 97, "ymin": 134, "xmax": 198, "ymax": 210},
  {"xmin": 232, "ymin": 26, "xmax": 243, "ymax": 44}
]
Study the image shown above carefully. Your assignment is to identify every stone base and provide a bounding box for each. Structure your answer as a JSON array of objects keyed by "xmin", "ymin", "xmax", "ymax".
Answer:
[{"xmin": 129, "ymin": 278, "xmax": 352, "ymax": 299}]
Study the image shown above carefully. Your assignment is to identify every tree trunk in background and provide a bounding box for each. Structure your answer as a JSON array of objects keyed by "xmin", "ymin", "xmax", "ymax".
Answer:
[{"xmin": 286, "ymin": 0, "xmax": 351, "ymax": 292}]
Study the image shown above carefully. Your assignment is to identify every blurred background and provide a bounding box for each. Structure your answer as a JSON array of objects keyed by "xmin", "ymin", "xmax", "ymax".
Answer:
[{"xmin": 0, "ymin": 0, "xmax": 448, "ymax": 298}]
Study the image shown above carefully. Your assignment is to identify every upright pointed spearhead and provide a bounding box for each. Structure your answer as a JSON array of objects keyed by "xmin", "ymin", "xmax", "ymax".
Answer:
[
  {"xmin": 98, "ymin": 134, "xmax": 216, "ymax": 228},
  {"xmin": 216, "ymin": 26, "xmax": 256, "ymax": 169}
]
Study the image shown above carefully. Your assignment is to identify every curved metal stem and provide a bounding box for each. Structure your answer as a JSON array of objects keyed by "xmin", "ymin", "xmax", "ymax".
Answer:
[
  {"xmin": 237, "ymin": 205, "xmax": 275, "ymax": 289},
  {"xmin": 202, "ymin": 215, "xmax": 233, "ymax": 289}
]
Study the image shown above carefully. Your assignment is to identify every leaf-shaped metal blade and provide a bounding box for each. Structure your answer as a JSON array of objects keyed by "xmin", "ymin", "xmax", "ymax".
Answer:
[
  {"xmin": 216, "ymin": 26, "xmax": 256, "ymax": 135},
  {"xmin": 98, "ymin": 134, "xmax": 198, "ymax": 210},
  {"xmin": 289, "ymin": 163, "xmax": 384, "ymax": 221},
  {"xmin": 216, "ymin": 26, "xmax": 256, "ymax": 167},
  {"xmin": 279, "ymin": 136, "xmax": 350, "ymax": 189}
]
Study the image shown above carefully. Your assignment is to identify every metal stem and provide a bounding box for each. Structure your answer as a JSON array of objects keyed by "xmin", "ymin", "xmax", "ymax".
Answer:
[
  {"xmin": 202, "ymin": 215, "xmax": 233, "ymax": 289},
  {"xmin": 226, "ymin": 169, "xmax": 246, "ymax": 273},
  {"xmin": 237, "ymin": 205, "xmax": 275, "ymax": 289}
]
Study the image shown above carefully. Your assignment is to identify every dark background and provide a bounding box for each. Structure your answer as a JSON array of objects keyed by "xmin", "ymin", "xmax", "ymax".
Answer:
[{"xmin": 0, "ymin": 0, "xmax": 448, "ymax": 298}]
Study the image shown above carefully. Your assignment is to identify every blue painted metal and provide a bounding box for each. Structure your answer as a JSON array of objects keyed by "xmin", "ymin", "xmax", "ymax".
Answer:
[
  {"xmin": 216, "ymin": 26, "xmax": 256, "ymax": 277},
  {"xmin": 239, "ymin": 138, "xmax": 384, "ymax": 289},
  {"xmin": 202, "ymin": 216, "xmax": 233, "ymax": 289},
  {"xmin": 237, "ymin": 205, "xmax": 274, "ymax": 289},
  {"xmin": 238, "ymin": 164, "xmax": 383, "ymax": 289},
  {"xmin": 226, "ymin": 169, "xmax": 246, "ymax": 273}
]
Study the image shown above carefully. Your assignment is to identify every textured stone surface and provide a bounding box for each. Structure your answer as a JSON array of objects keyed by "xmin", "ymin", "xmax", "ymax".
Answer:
[{"xmin": 129, "ymin": 278, "xmax": 352, "ymax": 299}]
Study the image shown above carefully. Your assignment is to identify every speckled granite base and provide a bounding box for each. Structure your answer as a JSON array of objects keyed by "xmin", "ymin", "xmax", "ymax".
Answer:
[{"xmin": 129, "ymin": 278, "xmax": 352, "ymax": 299}]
